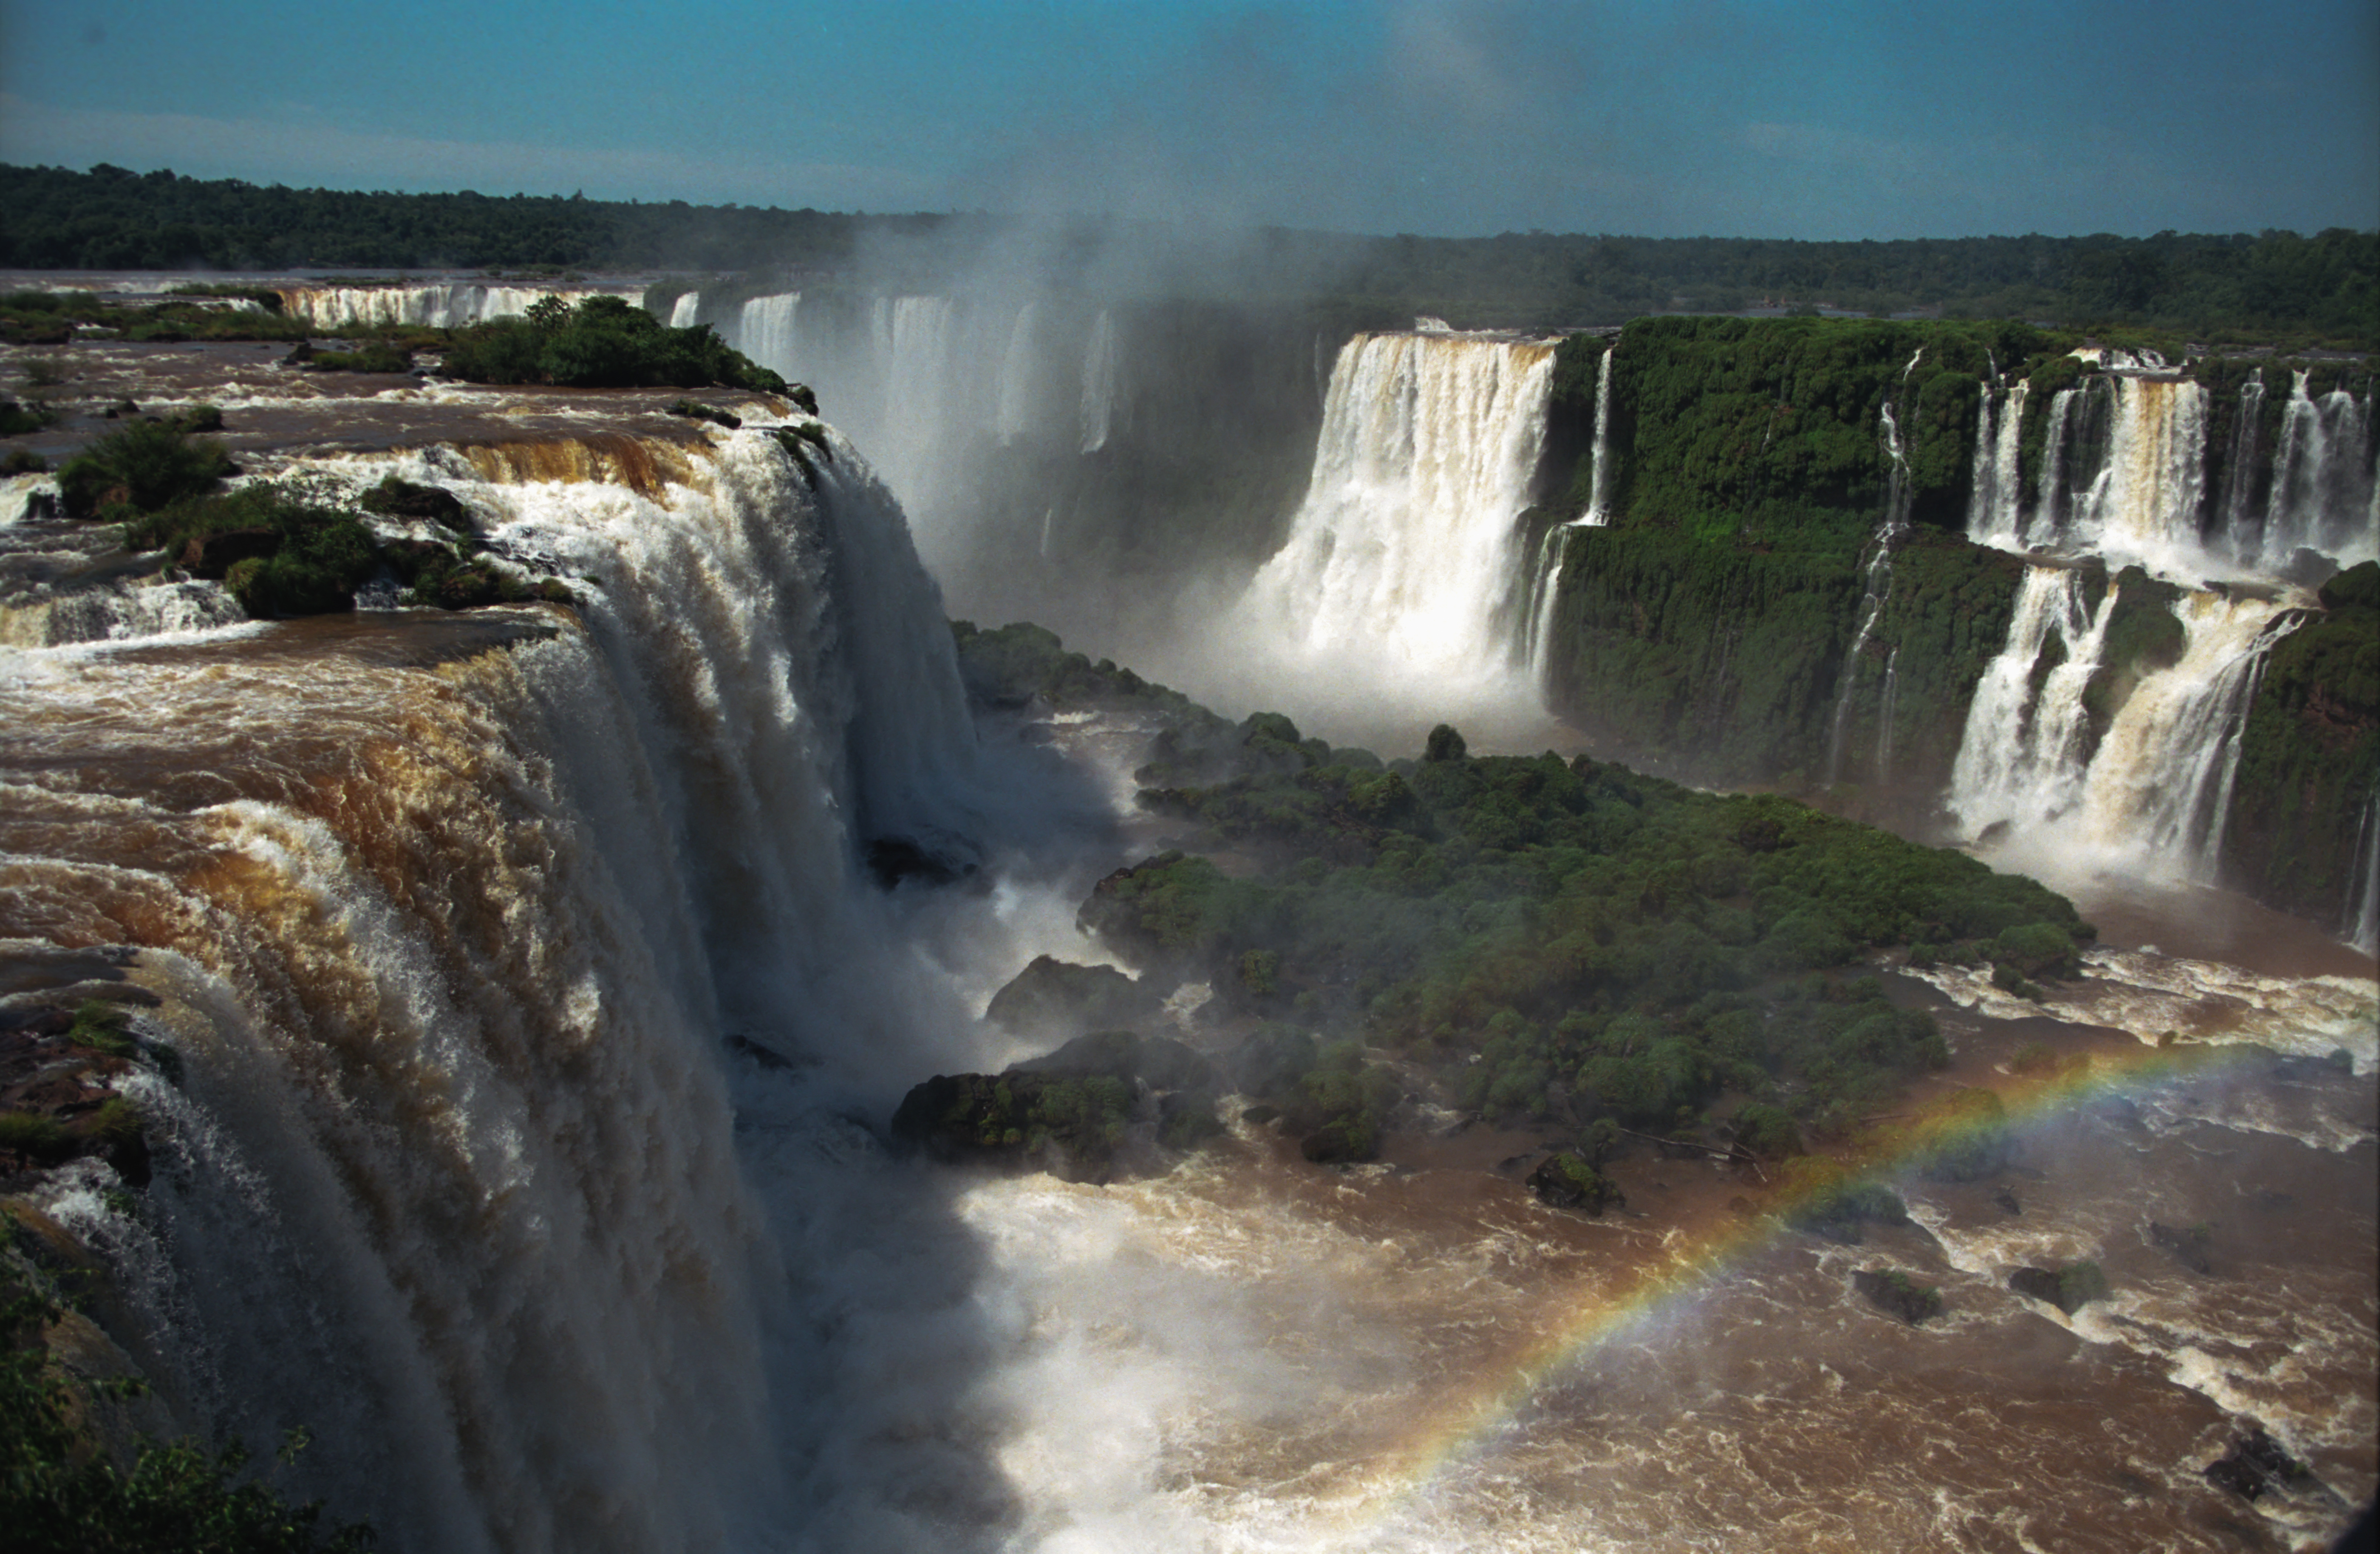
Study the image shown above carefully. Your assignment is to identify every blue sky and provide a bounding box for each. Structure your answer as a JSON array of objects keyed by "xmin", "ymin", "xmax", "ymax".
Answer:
[{"xmin": 2, "ymin": 0, "xmax": 2374, "ymax": 239}]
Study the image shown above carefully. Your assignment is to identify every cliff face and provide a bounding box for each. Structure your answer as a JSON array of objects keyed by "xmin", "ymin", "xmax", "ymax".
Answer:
[
  {"xmin": 2224, "ymin": 563, "xmax": 2380, "ymax": 932},
  {"xmin": 1528, "ymin": 321, "xmax": 2375, "ymax": 935}
]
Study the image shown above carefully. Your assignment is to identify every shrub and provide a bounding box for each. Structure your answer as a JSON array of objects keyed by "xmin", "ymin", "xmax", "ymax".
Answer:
[
  {"xmin": 57, "ymin": 421, "xmax": 235, "ymax": 518},
  {"xmin": 440, "ymin": 294, "xmax": 785, "ymax": 392},
  {"xmin": 0, "ymin": 1295, "xmax": 375, "ymax": 1551}
]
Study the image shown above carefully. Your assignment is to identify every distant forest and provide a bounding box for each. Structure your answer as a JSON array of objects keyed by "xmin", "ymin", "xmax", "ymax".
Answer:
[{"xmin": 1, "ymin": 163, "xmax": 2372, "ymax": 342}]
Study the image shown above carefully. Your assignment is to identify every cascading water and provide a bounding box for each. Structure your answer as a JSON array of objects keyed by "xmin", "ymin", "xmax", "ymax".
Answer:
[
  {"xmin": 668, "ymin": 290, "xmax": 703, "ymax": 329},
  {"xmin": 1953, "ymin": 350, "xmax": 2377, "ymax": 895},
  {"xmin": 1236, "ymin": 331, "xmax": 1557, "ymax": 683},
  {"xmin": 1078, "ymin": 309, "xmax": 1121, "ymax": 455},
  {"xmin": 1948, "ymin": 566, "xmax": 2123, "ymax": 836},
  {"xmin": 0, "ymin": 420, "xmax": 1003, "ymax": 1551},
  {"xmin": 1966, "ymin": 378, "xmax": 2027, "ymax": 549},
  {"xmin": 273, "ymin": 284, "xmax": 643, "ymax": 331},
  {"xmin": 737, "ymin": 293, "xmax": 801, "ymax": 380},
  {"xmin": 2348, "ymin": 789, "xmax": 2380, "ymax": 955},
  {"xmin": 1581, "ymin": 343, "xmax": 1615, "ymax": 527},
  {"xmin": 1824, "ymin": 359, "xmax": 1920, "ymax": 785},
  {"xmin": 2264, "ymin": 371, "xmax": 2379, "ymax": 567}
]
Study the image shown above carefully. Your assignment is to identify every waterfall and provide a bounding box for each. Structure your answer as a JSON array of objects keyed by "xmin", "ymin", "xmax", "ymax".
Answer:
[
  {"xmin": 2067, "ymin": 376, "xmax": 2209, "ymax": 571},
  {"xmin": 668, "ymin": 290, "xmax": 702, "ymax": 329},
  {"xmin": 1993, "ymin": 361, "xmax": 2374, "ymax": 579},
  {"xmin": 0, "ymin": 421, "xmax": 993, "ymax": 1550},
  {"xmin": 1079, "ymin": 309, "xmax": 1122, "ymax": 455},
  {"xmin": 1952, "ymin": 577, "xmax": 2296, "ymax": 884},
  {"xmin": 2348, "ymin": 789, "xmax": 2380, "ymax": 955},
  {"xmin": 1582, "ymin": 344, "xmax": 1615, "ymax": 526},
  {"xmin": 1965, "ymin": 380, "xmax": 2027, "ymax": 548},
  {"xmin": 993, "ymin": 302, "xmax": 1042, "ymax": 446},
  {"xmin": 1947, "ymin": 565, "xmax": 2122, "ymax": 836},
  {"xmin": 2072, "ymin": 593, "xmax": 2293, "ymax": 878},
  {"xmin": 2221, "ymin": 370, "xmax": 2267, "ymax": 564},
  {"xmin": 1824, "ymin": 387, "xmax": 1918, "ymax": 784},
  {"xmin": 2032, "ymin": 387, "xmax": 2081, "ymax": 543},
  {"xmin": 273, "ymin": 284, "xmax": 644, "ymax": 331},
  {"xmin": 1873, "ymin": 645, "xmax": 1901, "ymax": 784},
  {"xmin": 735, "ymin": 292, "xmax": 801, "ymax": 379},
  {"xmin": 2262, "ymin": 371, "xmax": 2379, "ymax": 568},
  {"xmin": 1236, "ymin": 331, "xmax": 1558, "ymax": 677}
]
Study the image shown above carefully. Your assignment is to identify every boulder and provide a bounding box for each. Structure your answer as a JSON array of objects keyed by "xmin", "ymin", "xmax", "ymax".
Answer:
[
  {"xmin": 889, "ymin": 1029, "xmax": 1220, "ymax": 1181},
  {"xmin": 1528, "ymin": 1151, "xmax": 1625, "ymax": 1216},
  {"xmin": 2151, "ymin": 1221, "xmax": 2214, "ymax": 1275},
  {"xmin": 1853, "ymin": 1267, "xmax": 1944, "ymax": 1325},
  {"xmin": 2008, "ymin": 1260, "xmax": 2110, "ymax": 1314},
  {"xmin": 2203, "ymin": 1427, "xmax": 2319, "ymax": 1503},
  {"xmin": 985, "ymin": 956, "xmax": 1165, "ymax": 1039}
]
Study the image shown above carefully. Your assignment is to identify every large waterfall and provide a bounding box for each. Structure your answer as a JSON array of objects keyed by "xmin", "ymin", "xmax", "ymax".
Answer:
[
  {"xmin": 1237, "ymin": 331, "xmax": 1557, "ymax": 684},
  {"xmin": 1952, "ymin": 352, "xmax": 2372, "ymax": 892},
  {"xmin": 0, "ymin": 422, "xmax": 1007, "ymax": 1551},
  {"xmin": 1967, "ymin": 358, "xmax": 2377, "ymax": 579}
]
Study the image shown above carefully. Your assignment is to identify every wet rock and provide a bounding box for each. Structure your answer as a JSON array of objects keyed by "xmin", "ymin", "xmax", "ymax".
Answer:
[
  {"xmin": 2008, "ymin": 1260, "xmax": 2110, "ymax": 1314},
  {"xmin": 2204, "ymin": 1426, "xmax": 2321, "ymax": 1503},
  {"xmin": 1527, "ymin": 1151, "xmax": 1624, "ymax": 1216},
  {"xmin": 985, "ymin": 956, "xmax": 1165, "ymax": 1040},
  {"xmin": 1994, "ymin": 1186, "xmax": 2023, "ymax": 1215},
  {"xmin": 1240, "ymin": 1103, "xmax": 1280, "ymax": 1125},
  {"xmin": 2151, "ymin": 1220, "xmax": 2215, "ymax": 1275},
  {"xmin": 1299, "ymin": 1114, "xmax": 1376, "ymax": 1164},
  {"xmin": 359, "ymin": 475, "xmax": 470, "ymax": 527},
  {"xmin": 1853, "ymin": 1267, "xmax": 1944, "ymax": 1325},
  {"xmin": 890, "ymin": 1029, "xmax": 1221, "ymax": 1181}
]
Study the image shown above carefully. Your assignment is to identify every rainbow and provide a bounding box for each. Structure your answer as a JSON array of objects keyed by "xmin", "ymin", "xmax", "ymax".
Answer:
[{"xmin": 1343, "ymin": 1038, "xmax": 2289, "ymax": 1526}]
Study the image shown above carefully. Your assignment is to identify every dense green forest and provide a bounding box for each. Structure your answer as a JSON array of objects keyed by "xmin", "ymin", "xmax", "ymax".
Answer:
[
  {"xmin": 954, "ymin": 621, "xmax": 2086, "ymax": 1158},
  {"xmin": 2, "ymin": 164, "xmax": 2371, "ymax": 342}
]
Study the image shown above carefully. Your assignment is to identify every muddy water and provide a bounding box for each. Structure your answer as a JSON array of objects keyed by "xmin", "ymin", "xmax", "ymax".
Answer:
[{"xmin": 949, "ymin": 1055, "xmax": 2374, "ymax": 1552}]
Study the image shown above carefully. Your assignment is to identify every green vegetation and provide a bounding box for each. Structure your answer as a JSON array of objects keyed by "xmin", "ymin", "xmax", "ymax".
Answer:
[
  {"xmin": 1853, "ymin": 1267, "xmax": 1944, "ymax": 1324},
  {"xmin": 1534, "ymin": 322, "xmax": 2044, "ymax": 794},
  {"xmin": 1085, "ymin": 709, "xmax": 2086, "ymax": 1140},
  {"xmin": 0, "ymin": 1294, "xmax": 373, "ymax": 1551},
  {"xmin": 2225, "ymin": 560, "xmax": 2380, "ymax": 928},
  {"xmin": 58, "ymin": 420, "xmax": 238, "ymax": 519},
  {"xmin": 53, "ymin": 428, "xmax": 563, "ymax": 618},
  {"xmin": 2009, "ymin": 1260, "xmax": 2111, "ymax": 1314},
  {"xmin": 438, "ymin": 295, "xmax": 784, "ymax": 392},
  {"xmin": 5, "ymin": 165, "xmax": 2371, "ymax": 342},
  {"xmin": 0, "ymin": 287, "xmax": 312, "ymax": 347}
]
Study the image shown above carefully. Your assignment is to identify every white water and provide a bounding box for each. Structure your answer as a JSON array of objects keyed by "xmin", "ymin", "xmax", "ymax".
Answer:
[
  {"xmin": 0, "ymin": 418, "xmax": 1027, "ymax": 1550},
  {"xmin": 668, "ymin": 290, "xmax": 702, "ymax": 329},
  {"xmin": 1824, "ymin": 390, "xmax": 1918, "ymax": 785},
  {"xmin": 1959, "ymin": 589, "xmax": 2296, "ymax": 888},
  {"xmin": 274, "ymin": 283, "xmax": 645, "ymax": 331},
  {"xmin": 2348, "ymin": 790, "xmax": 2380, "ymax": 956},
  {"xmin": 1954, "ymin": 356, "xmax": 2371, "ymax": 896},
  {"xmin": 1079, "ymin": 309, "xmax": 1122, "ymax": 455},
  {"xmin": 1235, "ymin": 332, "xmax": 1557, "ymax": 694},
  {"xmin": 1968, "ymin": 363, "xmax": 2376, "ymax": 580},
  {"xmin": 1949, "ymin": 566, "xmax": 2122, "ymax": 838},
  {"xmin": 1967, "ymin": 379, "xmax": 2028, "ymax": 549},
  {"xmin": 738, "ymin": 293, "xmax": 801, "ymax": 381},
  {"xmin": 1582, "ymin": 343, "xmax": 1615, "ymax": 526}
]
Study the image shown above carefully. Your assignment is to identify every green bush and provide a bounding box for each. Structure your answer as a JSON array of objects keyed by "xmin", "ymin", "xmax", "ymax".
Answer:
[
  {"xmin": 440, "ymin": 294, "xmax": 785, "ymax": 392},
  {"xmin": 0, "ymin": 1295, "xmax": 374, "ymax": 1551},
  {"xmin": 57, "ymin": 421, "xmax": 236, "ymax": 519}
]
